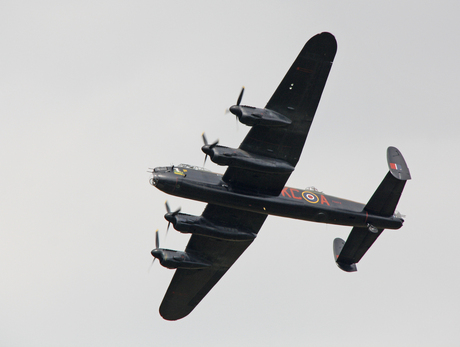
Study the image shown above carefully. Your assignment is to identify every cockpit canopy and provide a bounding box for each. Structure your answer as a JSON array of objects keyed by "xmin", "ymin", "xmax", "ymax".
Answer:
[{"xmin": 177, "ymin": 164, "xmax": 210, "ymax": 172}]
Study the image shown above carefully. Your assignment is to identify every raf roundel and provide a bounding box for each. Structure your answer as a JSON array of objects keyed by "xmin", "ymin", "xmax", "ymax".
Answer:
[{"xmin": 302, "ymin": 191, "xmax": 319, "ymax": 204}]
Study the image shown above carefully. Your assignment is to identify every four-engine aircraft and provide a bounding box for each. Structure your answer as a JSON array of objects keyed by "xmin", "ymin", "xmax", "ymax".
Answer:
[{"xmin": 149, "ymin": 32, "xmax": 411, "ymax": 320}]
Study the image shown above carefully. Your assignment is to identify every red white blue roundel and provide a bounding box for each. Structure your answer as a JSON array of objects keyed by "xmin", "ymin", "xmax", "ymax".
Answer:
[{"xmin": 302, "ymin": 191, "xmax": 319, "ymax": 203}]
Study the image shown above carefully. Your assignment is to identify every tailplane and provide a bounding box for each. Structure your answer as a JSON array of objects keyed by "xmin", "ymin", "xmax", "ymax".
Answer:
[
  {"xmin": 365, "ymin": 147, "xmax": 411, "ymax": 217},
  {"xmin": 333, "ymin": 147, "xmax": 410, "ymax": 272}
]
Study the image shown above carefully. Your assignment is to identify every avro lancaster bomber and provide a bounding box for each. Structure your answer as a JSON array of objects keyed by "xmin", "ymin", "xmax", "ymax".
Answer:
[{"xmin": 149, "ymin": 32, "xmax": 411, "ymax": 321}]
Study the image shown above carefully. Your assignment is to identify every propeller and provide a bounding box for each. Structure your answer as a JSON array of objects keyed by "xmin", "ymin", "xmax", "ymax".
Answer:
[
  {"xmin": 164, "ymin": 200, "xmax": 181, "ymax": 235},
  {"xmin": 201, "ymin": 132, "xmax": 219, "ymax": 166},
  {"xmin": 149, "ymin": 228, "xmax": 161, "ymax": 271},
  {"xmin": 225, "ymin": 87, "xmax": 245, "ymax": 112},
  {"xmin": 229, "ymin": 86, "xmax": 245, "ymax": 122}
]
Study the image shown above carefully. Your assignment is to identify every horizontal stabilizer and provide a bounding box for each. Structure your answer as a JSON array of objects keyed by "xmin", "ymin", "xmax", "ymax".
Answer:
[{"xmin": 333, "ymin": 147, "xmax": 410, "ymax": 272}]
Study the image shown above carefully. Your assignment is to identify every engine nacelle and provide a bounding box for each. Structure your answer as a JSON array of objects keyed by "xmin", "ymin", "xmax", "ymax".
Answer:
[
  {"xmin": 201, "ymin": 145, "xmax": 294, "ymax": 174},
  {"xmin": 165, "ymin": 213, "xmax": 257, "ymax": 241},
  {"xmin": 230, "ymin": 105, "xmax": 292, "ymax": 127},
  {"xmin": 151, "ymin": 248, "xmax": 211, "ymax": 269}
]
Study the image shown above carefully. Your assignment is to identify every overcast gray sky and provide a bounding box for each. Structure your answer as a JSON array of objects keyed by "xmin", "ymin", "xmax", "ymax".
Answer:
[{"xmin": 1, "ymin": 1, "xmax": 460, "ymax": 346}]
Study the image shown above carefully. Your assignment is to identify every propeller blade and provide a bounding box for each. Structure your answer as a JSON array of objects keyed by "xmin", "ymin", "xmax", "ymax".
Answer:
[
  {"xmin": 202, "ymin": 132, "xmax": 219, "ymax": 148},
  {"xmin": 165, "ymin": 200, "xmax": 181, "ymax": 215},
  {"xmin": 155, "ymin": 229, "xmax": 159, "ymax": 249},
  {"xmin": 202, "ymin": 132, "xmax": 208, "ymax": 146},
  {"xmin": 165, "ymin": 203, "xmax": 172, "ymax": 234},
  {"xmin": 148, "ymin": 258, "xmax": 155, "ymax": 272},
  {"xmin": 165, "ymin": 200, "xmax": 171, "ymax": 214},
  {"xmin": 236, "ymin": 86, "xmax": 245, "ymax": 106}
]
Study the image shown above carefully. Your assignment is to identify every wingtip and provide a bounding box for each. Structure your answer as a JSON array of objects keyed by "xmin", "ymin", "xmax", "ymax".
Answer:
[
  {"xmin": 159, "ymin": 306, "xmax": 192, "ymax": 321},
  {"xmin": 304, "ymin": 32, "xmax": 337, "ymax": 61}
]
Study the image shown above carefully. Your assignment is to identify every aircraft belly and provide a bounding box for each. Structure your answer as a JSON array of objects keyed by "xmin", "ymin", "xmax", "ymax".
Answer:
[{"xmin": 155, "ymin": 175, "xmax": 402, "ymax": 229}]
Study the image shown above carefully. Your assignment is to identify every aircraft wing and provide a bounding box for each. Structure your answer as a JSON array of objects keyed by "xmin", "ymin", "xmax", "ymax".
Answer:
[
  {"xmin": 159, "ymin": 204, "xmax": 267, "ymax": 320},
  {"xmin": 159, "ymin": 33, "xmax": 336, "ymax": 320},
  {"xmin": 223, "ymin": 32, "xmax": 337, "ymax": 195}
]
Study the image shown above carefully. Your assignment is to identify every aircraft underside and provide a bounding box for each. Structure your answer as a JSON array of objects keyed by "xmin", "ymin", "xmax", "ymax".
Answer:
[
  {"xmin": 150, "ymin": 165, "xmax": 404, "ymax": 231},
  {"xmin": 149, "ymin": 33, "xmax": 411, "ymax": 320}
]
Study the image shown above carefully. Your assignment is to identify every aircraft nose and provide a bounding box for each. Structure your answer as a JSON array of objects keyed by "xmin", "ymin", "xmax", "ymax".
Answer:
[{"xmin": 150, "ymin": 174, "xmax": 159, "ymax": 186}]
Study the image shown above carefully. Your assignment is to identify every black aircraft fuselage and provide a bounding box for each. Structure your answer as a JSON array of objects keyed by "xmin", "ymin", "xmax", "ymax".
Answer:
[{"xmin": 151, "ymin": 165, "xmax": 403, "ymax": 232}]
